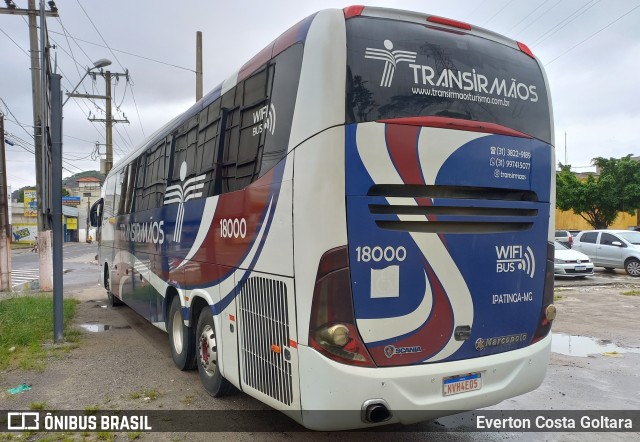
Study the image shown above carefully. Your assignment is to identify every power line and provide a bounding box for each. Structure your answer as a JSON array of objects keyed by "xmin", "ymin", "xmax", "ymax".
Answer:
[
  {"xmin": 483, "ymin": 0, "xmax": 516, "ymax": 27},
  {"xmin": 0, "ymin": 25, "xmax": 30, "ymax": 57},
  {"xmin": 48, "ymin": 29, "xmax": 195, "ymax": 73},
  {"xmin": 546, "ymin": 3, "xmax": 640, "ymax": 65},
  {"xmin": 515, "ymin": 0, "xmax": 563, "ymax": 38},
  {"xmin": 504, "ymin": 0, "xmax": 550, "ymax": 34},
  {"xmin": 74, "ymin": 0, "xmax": 146, "ymax": 138},
  {"xmin": 530, "ymin": 0, "xmax": 600, "ymax": 47}
]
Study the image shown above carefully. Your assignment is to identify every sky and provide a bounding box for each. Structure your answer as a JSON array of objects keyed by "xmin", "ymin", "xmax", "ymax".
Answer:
[{"xmin": 1, "ymin": 0, "xmax": 639, "ymax": 192}]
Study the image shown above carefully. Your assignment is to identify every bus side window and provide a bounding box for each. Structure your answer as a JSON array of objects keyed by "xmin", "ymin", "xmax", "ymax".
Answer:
[
  {"xmin": 134, "ymin": 155, "xmax": 147, "ymax": 211},
  {"xmin": 113, "ymin": 170, "xmax": 123, "ymax": 217},
  {"xmin": 103, "ymin": 174, "xmax": 116, "ymax": 218},
  {"xmin": 123, "ymin": 157, "xmax": 139, "ymax": 214},
  {"xmin": 196, "ymin": 99, "xmax": 221, "ymax": 197},
  {"xmin": 143, "ymin": 141, "xmax": 166, "ymax": 210},
  {"xmin": 169, "ymin": 115, "xmax": 199, "ymax": 189},
  {"xmin": 259, "ymin": 43, "xmax": 303, "ymax": 177}
]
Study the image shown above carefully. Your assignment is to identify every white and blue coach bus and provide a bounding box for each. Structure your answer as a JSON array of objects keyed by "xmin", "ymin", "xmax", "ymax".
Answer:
[{"xmin": 91, "ymin": 5, "xmax": 556, "ymax": 430}]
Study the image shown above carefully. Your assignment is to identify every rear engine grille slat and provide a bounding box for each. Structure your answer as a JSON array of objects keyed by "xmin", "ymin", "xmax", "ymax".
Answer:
[
  {"xmin": 368, "ymin": 184, "xmax": 538, "ymax": 202},
  {"xmin": 369, "ymin": 204, "xmax": 537, "ymax": 217},
  {"xmin": 375, "ymin": 220, "xmax": 533, "ymax": 234}
]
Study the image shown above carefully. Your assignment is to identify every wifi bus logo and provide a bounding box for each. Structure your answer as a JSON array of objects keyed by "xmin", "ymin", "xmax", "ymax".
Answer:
[
  {"xmin": 163, "ymin": 161, "xmax": 206, "ymax": 243},
  {"xmin": 252, "ymin": 103, "xmax": 276, "ymax": 137},
  {"xmin": 364, "ymin": 40, "xmax": 417, "ymax": 87},
  {"xmin": 495, "ymin": 245, "xmax": 536, "ymax": 278}
]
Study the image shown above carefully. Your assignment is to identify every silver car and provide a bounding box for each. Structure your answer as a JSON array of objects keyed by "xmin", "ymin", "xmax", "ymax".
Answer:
[
  {"xmin": 573, "ymin": 230, "xmax": 640, "ymax": 276},
  {"xmin": 554, "ymin": 241, "xmax": 594, "ymax": 277}
]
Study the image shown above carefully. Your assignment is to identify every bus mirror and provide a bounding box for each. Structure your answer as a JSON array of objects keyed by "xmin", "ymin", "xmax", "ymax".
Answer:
[{"xmin": 90, "ymin": 198, "xmax": 104, "ymax": 227}]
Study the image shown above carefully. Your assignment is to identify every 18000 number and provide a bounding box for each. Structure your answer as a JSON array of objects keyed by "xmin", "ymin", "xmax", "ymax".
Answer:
[
  {"xmin": 356, "ymin": 246, "xmax": 406, "ymax": 263},
  {"xmin": 219, "ymin": 218, "xmax": 247, "ymax": 239}
]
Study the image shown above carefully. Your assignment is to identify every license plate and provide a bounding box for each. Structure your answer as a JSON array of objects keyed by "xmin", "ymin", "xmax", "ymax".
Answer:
[
  {"xmin": 443, "ymin": 372, "xmax": 482, "ymax": 396},
  {"xmin": 575, "ymin": 266, "xmax": 586, "ymax": 271}
]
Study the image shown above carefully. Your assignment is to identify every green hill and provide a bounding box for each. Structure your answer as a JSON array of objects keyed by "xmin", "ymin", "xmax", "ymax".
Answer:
[{"xmin": 12, "ymin": 170, "xmax": 104, "ymax": 202}]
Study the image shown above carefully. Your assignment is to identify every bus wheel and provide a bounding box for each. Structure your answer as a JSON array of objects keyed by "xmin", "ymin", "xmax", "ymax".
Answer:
[
  {"xmin": 196, "ymin": 310, "xmax": 235, "ymax": 397},
  {"xmin": 168, "ymin": 296, "xmax": 196, "ymax": 370},
  {"xmin": 105, "ymin": 267, "xmax": 122, "ymax": 307}
]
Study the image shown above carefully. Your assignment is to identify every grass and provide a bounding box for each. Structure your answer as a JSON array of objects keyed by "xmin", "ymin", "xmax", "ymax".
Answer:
[
  {"xmin": 10, "ymin": 242, "xmax": 36, "ymax": 250},
  {"xmin": 621, "ymin": 290, "xmax": 640, "ymax": 296},
  {"xmin": 29, "ymin": 401, "xmax": 47, "ymax": 410},
  {"xmin": 84, "ymin": 404, "xmax": 100, "ymax": 415},
  {"xmin": 0, "ymin": 294, "xmax": 80, "ymax": 371},
  {"xmin": 129, "ymin": 388, "xmax": 159, "ymax": 401}
]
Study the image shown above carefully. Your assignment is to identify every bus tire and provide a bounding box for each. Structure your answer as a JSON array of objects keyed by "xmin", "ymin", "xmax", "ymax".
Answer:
[
  {"xmin": 105, "ymin": 267, "xmax": 123, "ymax": 307},
  {"xmin": 196, "ymin": 309, "xmax": 235, "ymax": 397},
  {"xmin": 168, "ymin": 296, "xmax": 196, "ymax": 371}
]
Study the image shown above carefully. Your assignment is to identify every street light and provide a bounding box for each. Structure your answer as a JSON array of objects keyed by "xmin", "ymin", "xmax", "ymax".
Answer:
[{"xmin": 63, "ymin": 58, "xmax": 112, "ymax": 106}]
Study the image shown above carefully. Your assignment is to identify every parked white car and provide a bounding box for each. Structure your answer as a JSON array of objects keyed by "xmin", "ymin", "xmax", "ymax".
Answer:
[
  {"xmin": 554, "ymin": 241, "xmax": 594, "ymax": 277},
  {"xmin": 573, "ymin": 230, "xmax": 640, "ymax": 276}
]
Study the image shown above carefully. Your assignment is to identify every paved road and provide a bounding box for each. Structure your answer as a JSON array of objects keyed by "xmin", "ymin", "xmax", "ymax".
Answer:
[
  {"xmin": 554, "ymin": 267, "xmax": 637, "ymax": 287},
  {"xmin": 9, "ymin": 242, "xmax": 99, "ymax": 291}
]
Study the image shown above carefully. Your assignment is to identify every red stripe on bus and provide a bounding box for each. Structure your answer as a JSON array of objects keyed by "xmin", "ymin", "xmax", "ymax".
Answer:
[
  {"xmin": 378, "ymin": 116, "xmax": 533, "ymax": 138},
  {"xmin": 238, "ymin": 44, "xmax": 273, "ymax": 83},
  {"xmin": 385, "ymin": 124, "xmax": 423, "ymax": 185}
]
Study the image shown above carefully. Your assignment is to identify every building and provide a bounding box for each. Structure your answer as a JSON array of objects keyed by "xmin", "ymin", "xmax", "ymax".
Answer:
[{"xmin": 66, "ymin": 176, "xmax": 103, "ymax": 242}]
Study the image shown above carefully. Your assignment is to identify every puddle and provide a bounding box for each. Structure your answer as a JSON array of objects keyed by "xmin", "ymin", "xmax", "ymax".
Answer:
[
  {"xmin": 552, "ymin": 333, "xmax": 640, "ymax": 357},
  {"xmin": 78, "ymin": 324, "xmax": 132, "ymax": 332}
]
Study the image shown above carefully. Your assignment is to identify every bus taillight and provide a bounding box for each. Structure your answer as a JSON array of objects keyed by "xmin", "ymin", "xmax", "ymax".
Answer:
[
  {"xmin": 532, "ymin": 242, "xmax": 556, "ymax": 343},
  {"xmin": 343, "ymin": 5, "xmax": 365, "ymax": 19},
  {"xmin": 517, "ymin": 41, "xmax": 535, "ymax": 59},
  {"xmin": 309, "ymin": 246, "xmax": 375, "ymax": 367},
  {"xmin": 426, "ymin": 15, "xmax": 471, "ymax": 31}
]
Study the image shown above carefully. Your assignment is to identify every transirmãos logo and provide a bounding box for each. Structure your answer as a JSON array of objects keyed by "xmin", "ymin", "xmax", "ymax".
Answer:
[
  {"xmin": 364, "ymin": 40, "xmax": 417, "ymax": 87},
  {"xmin": 363, "ymin": 40, "xmax": 539, "ymax": 104},
  {"xmin": 495, "ymin": 245, "xmax": 535, "ymax": 278},
  {"xmin": 383, "ymin": 344, "xmax": 423, "ymax": 358},
  {"xmin": 163, "ymin": 161, "xmax": 206, "ymax": 243},
  {"xmin": 475, "ymin": 333, "xmax": 528, "ymax": 351}
]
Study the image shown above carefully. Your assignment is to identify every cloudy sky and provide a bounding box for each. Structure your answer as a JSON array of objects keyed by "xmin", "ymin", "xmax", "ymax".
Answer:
[{"xmin": 1, "ymin": 0, "xmax": 639, "ymax": 192}]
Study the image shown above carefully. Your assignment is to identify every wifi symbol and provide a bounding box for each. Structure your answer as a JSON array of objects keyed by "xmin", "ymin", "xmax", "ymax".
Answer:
[
  {"xmin": 264, "ymin": 104, "xmax": 276, "ymax": 135},
  {"xmin": 518, "ymin": 246, "xmax": 536, "ymax": 278}
]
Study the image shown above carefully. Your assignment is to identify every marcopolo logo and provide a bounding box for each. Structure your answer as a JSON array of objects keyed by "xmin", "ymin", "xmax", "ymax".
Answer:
[
  {"xmin": 364, "ymin": 40, "xmax": 417, "ymax": 87},
  {"xmin": 475, "ymin": 333, "xmax": 528, "ymax": 351},
  {"xmin": 163, "ymin": 161, "xmax": 206, "ymax": 243},
  {"xmin": 495, "ymin": 245, "xmax": 535, "ymax": 278},
  {"xmin": 384, "ymin": 344, "xmax": 423, "ymax": 358}
]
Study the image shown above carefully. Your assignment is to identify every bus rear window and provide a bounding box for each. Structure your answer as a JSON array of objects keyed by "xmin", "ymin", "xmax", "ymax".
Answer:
[{"xmin": 346, "ymin": 17, "xmax": 552, "ymax": 144}]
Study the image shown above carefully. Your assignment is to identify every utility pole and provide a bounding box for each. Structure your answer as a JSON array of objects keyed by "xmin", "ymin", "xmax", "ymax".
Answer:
[
  {"xmin": 196, "ymin": 31, "xmax": 203, "ymax": 101},
  {"xmin": 68, "ymin": 69, "xmax": 129, "ymax": 175},
  {"xmin": 0, "ymin": 113, "xmax": 11, "ymax": 291},
  {"xmin": 1, "ymin": 1, "xmax": 59, "ymax": 291},
  {"xmin": 50, "ymin": 72, "xmax": 63, "ymax": 342},
  {"xmin": 105, "ymin": 71, "xmax": 113, "ymax": 172}
]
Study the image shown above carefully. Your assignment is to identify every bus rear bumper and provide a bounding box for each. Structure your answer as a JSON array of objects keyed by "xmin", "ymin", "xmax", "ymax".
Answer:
[{"xmin": 296, "ymin": 333, "xmax": 551, "ymax": 430}]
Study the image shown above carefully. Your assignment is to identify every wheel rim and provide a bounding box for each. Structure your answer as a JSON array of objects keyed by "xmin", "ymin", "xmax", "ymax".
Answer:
[
  {"xmin": 172, "ymin": 310, "xmax": 183, "ymax": 353},
  {"xmin": 627, "ymin": 261, "xmax": 640, "ymax": 276},
  {"xmin": 199, "ymin": 324, "xmax": 217, "ymax": 376}
]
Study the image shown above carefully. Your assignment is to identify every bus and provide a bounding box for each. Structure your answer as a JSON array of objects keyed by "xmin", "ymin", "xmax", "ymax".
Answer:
[{"xmin": 90, "ymin": 5, "xmax": 556, "ymax": 430}]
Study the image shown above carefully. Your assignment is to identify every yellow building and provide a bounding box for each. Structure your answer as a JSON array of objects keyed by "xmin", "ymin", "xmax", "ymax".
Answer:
[{"xmin": 555, "ymin": 208, "xmax": 638, "ymax": 231}]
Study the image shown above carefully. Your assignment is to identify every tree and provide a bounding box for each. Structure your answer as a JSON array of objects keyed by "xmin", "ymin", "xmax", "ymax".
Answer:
[
  {"xmin": 556, "ymin": 155, "xmax": 640, "ymax": 229},
  {"xmin": 62, "ymin": 188, "xmax": 70, "ymax": 197}
]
